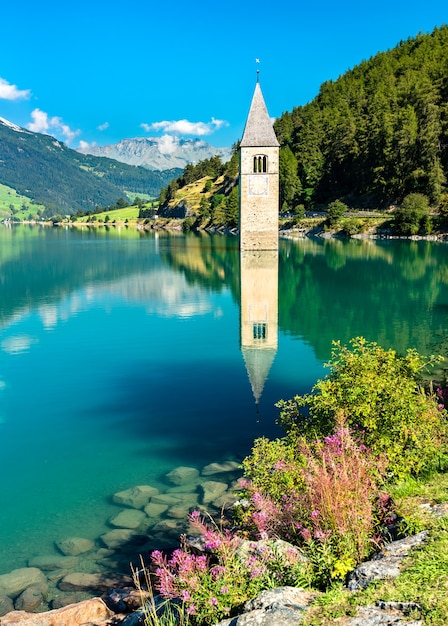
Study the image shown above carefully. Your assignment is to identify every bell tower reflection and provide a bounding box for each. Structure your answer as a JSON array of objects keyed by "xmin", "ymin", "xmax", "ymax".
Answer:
[{"xmin": 240, "ymin": 250, "xmax": 278, "ymax": 406}]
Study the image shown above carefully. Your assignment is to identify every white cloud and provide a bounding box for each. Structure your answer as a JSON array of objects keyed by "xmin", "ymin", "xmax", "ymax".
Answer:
[
  {"xmin": 27, "ymin": 108, "xmax": 80, "ymax": 144},
  {"xmin": 157, "ymin": 134, "xmax": 180, "ymax": 155},
  {"xmin": 0, "ymin": 77, "xmax": 31, "ymax": 100},
  {"xmin": 97, "ymin": 121, "xmax": 109, "ymax": 131},
  {"xmin": 141, "ymin": 117, "xmax": 228, "ymax": 137},
  {"xmin": 78, "ymin": 140, "xmax": 96, "ymax": 150}
]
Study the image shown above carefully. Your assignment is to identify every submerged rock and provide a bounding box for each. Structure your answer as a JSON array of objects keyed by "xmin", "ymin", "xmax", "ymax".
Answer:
[
  {"xmin": 164, "ymin": 466, "xmax": 199, "ymax": 486},
  {"xmin": 0, "ymin": 594, "xmax": 14, "ymax": 617},
  {"xmin": 112, "ymin": 485, "xmax": 159, "ymax": 509},
  {"xmin": 199, "ymin": 480, "xmax": 228, "ymax": 504},
  {"xmin": 108, "ymin": 509, "xmax": 147, "ymax": 530},
  {"xmin": 56, "ymin": 536, "xmax": 95, "ymax": 556},
  {"xmin": 100, "ymin": 529, "xmax": 140, "ymax": 549},
  {"xmin": 58, "ymin": 571, "xmax": 132, "ymax": 593},
  {"xmin": 201, "ymin": 461, "xmax": 240, "ymax": 476},
  {"xmin": 28, "ymin": 555, "xmax": 79, "ymax": 571},
  {"xmin": 14, "ymin": 583, "xmax": 48, "ymax": 612},
  {"xmin": 0, "ymin": 568, "xmax": 47, "ymax": 599}
]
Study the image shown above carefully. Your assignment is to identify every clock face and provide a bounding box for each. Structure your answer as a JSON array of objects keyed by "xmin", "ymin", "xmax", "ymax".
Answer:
[{"xmin": 248, "ymin": 175, "xmax": 269, "ymax": 197}]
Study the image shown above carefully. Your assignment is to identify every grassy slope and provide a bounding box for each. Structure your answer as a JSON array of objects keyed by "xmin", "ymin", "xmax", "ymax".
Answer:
[{"xmin": 0, "ymin": 183, "xmax": 45, "ymax": 219}]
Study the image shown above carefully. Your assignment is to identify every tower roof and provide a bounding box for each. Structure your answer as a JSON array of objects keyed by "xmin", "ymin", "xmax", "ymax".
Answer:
[
  {"xmin": 240, "ymin": 83, "xmax": 279, "ymax": 148},
  {"xmin": 241, "ymin": 346, "xmax": 277, "ymax": 404}
]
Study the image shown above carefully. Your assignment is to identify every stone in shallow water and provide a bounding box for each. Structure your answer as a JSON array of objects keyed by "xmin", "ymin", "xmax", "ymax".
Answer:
[
  {"xmin": 56, "ymin": 536, "xmax": 95, "ymax": 556},
  {"xmin": 164, "ymin": 466, "xmax": 200, "ymax": 486},
  {"xmin": 166, "ymin": 505, "xmax": 191, "ymax": 519},
  {"xmin": 108, "ymin": 509, "xmax": 147, "ymax": 529},
  {"xmin": 199, "ymin": 480, "xmax": 228, "ymax": 504},
  {"xmin": 0, "ymin": 594, "xmax": 14, "ymax": 617},
  {"xmin": 112, "ymin": 485, "xmax": 159, "ymax": 509},
  {"xmin": 0, "ymin": 568, "xmax": 47, "ymax": 600},
  {"xmin": 28, "ymin": 555, "xmax": 80, "ymax": 571},
  {"xmin": 14, "ymin": 583, "xmax": 48, "ymax": 612},
  {"xmin": 201, "ymin": 461, "xmax": 241, "ymax": 476},
  {"xmin": 150, "ymin": 493, "xmax": 183, "ymax": 506},
  {"xmin": 143, "ymin": 501, "xmax": 169, "ymax": 517},
  {"xmin": 100, "ymin": 528, "xmax": 143, "ymax": 550},
  {"xmin": 58, "ymin": 572, "xmax": 132, "ymax": 593}
]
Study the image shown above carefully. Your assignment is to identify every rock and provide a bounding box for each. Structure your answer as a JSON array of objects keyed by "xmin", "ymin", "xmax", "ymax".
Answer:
[
  {"xmin": 347, "ymin": 532, "xmax": 428, "ymax": 591},
  {"xmin": 56, "ymin": 536, "xmax": 95, "ymax": 556},
  {"xmin": 199, "ymin": 480, "xmax": 228, "ymax": 504},
  {"xmin": 100, "ymin": 529, "xmax": 140, "ymax": 549},
  {"xmin": 166, "ymin": 505, "xmax": 191, "ymax": 519},
  {"xmin": 215, "ymin": 586, "xmax": 317, "ymax": 626},
  {"xmin": 109, "ymin": 509, "xmax": 147, "ymax": 529},
  {"xmin": 150, "ymin": 493, "xmax": 183, "ymax": 506},
  {"xmin": 50, "ymin": 594, "xmax": 85, "ymax": 609},
  {"xmin": 112, "ymin": 485, "xmax": 159, "ymax": 509},
  {"xmin": 201, "ymin": 461, "xmax": 241, "ymax": 476},
  {"xmin": 0, "ymin": 568, "xmax": 47, "ymax": 599},
  {"xmin": 0, "ymin": 594, "xmax": 14, "ymax": 617},
  {"xmin": 0, "ymin": 597, "xmax": 114, "ymax": 625},
  {"xmin": 103, "ymin": 587, "xmax": 146, "ymax": 613},
  {"xmin": 164, "ymin": 466, "xmax": 200, "ymax": 486},
  {"xmin": 58, "ymin": 571, "xmax": 132, "ymax": 593},
  {"xmin": 143, "ymin": 502, "xmax": 169, "ymax": 517},
  {"xmin": 346, "ymin": 604, "xmax": 422, "ymax": 625},
  {"xmin": 28, "ymin": 555, "xmax": 79, "ymax": 571},
  {"xmin": 152, "ymin": 519, "xmax": 183, "ymax": 533},
  {"xmin": 14, "ymin": 584, "xmax": 48, "ymax": 612}
]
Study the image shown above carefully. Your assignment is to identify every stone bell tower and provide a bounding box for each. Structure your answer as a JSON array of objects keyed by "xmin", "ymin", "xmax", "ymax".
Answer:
[{"xmin": 239, "ymin": 81, "xmax": 279, "ymax": 251}]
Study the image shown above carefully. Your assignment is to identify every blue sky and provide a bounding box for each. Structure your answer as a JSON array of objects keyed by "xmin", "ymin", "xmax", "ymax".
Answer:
[{"xmin": 1, "ymin": 0, "xmax": 446, "ymax": 151}]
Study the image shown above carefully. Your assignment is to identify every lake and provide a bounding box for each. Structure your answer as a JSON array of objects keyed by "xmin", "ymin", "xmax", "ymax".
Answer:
[{"xmin": 1, "ymin": 224, "xmax": 448, "ymax": 585}]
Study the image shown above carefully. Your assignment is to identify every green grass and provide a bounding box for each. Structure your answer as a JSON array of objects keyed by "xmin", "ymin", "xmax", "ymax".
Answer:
[
  {"xmin": 0, "ymin": 183, "xmax": 45, "ymax": 219},
  {"xmin": 75, "ymin": 206, "xmax": 141, "ymax": 223},
  {"xmin": 302, "ymin": 470, "xmax": 448, "ymax": 625}
]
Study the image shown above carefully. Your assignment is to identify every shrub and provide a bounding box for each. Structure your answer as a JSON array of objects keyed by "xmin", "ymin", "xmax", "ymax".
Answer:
[
  {"xmin": 276, "ymin": 337, "xmax": 448, "ymax": 478},
  {"xmin": 326, "ymin": 200, "xmax": 348, "ymax": 226},
  {"xmin": 394, "ymin": 193, "xmax": 430, "ymax": 235}
]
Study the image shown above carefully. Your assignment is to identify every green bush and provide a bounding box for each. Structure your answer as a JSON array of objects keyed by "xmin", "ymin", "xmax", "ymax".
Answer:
[
  {"xmin": 394, "ymin": 193, "xmax": 430, "ymax": 235},
  {"xmin": 276, "ymin": 337, "xmax": 448, "ymax": 479}
]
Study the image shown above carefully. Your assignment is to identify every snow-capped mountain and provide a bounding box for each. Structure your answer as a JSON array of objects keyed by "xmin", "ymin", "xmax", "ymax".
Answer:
[{"xmin": 77, "ymin": 137, "xmax": 232, "ymax": 171}]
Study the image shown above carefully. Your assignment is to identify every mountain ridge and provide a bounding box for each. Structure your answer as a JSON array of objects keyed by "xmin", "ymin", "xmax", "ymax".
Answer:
[
  {"xmin": 0, "ymin": 118, "xmax": 182, "ymax": 216},
  {"xmin": 77, "ymin": 136, "xmax": 232, "ymax": 171}
]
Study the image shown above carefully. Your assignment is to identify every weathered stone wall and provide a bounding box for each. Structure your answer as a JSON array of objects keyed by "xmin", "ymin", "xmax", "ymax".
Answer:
[{"xmin": 239, "ymin": 147, "xmax": 279, "ymax": 251}]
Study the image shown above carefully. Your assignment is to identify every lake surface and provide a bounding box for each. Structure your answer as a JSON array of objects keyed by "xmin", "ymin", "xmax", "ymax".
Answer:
[{"xmin": 1, "ymin": 225, "xmax": 448, "ymax": 580}]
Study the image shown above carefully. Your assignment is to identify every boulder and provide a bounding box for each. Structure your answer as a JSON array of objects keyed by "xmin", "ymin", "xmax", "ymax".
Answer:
[
  {"xmin": 199, "ymin": 480, "xmax": 228, "ymax": 504},
  {"xmin": 14, "ymin": 584, "xmax": 48, "ymax": 612},
  {"xmin": 0, "ymin": 597, "xmax": 114, "ymax": 625},
  {"xmin": 0, "ymin": 594, "xmax": 14, "ymax": 617},
  {"xmin": 166, "ymin": 505, "xmax": 191, "ymax": 519},
  {"xmin": 28, "ymin": 555, "xmax": 79, "ymax": 571},
  {"xmin": 55, "ymin": 536, "xmax": 95, "ymax": 556},
  {"xmin": 100, "ymin": 529, "xmax": 140, "ymax": 549},
  {"xmin": 164, "ymin": 466, "xmax": 199, "ymax": 486},
  {"xmin": 215, "ymin": 586, "xmax": 317, "ymax": 626},
  {"xmin": 143, "ymin": 502, "xmax": 169, "ymax": 517},
  {"xmin": 347, "ymin": 531, "xmax": 428, "ymax": 591},
  {"xmin": 0, "ymin": 568, "xmax": 47, "ymax": 599},
  {"xmin": 109, "ymin": 509, "xmax": 147, "ymax": 529},
  {"xmin": 150, "ymin": 493, "xmax": 183, "ymax": 506},
  {"xmin": 112, "ymin": 485, "xmax": 159, "ymax": 509},
  {"xmin": 58, "ymin": 571, "xmax": 132, "ymax": 593},
  {"xmin": 201, "ymin": 461, "xmax": 241, "ymax": 476},
  {"xmin": 50, "ymin": 594, "xmax": 86, "ymax": 609}
]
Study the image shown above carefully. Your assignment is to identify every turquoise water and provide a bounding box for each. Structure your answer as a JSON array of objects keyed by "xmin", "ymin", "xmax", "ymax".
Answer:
[{"xmin": 1, "ymin": 225, "xmax": 448, "ymax": 576}]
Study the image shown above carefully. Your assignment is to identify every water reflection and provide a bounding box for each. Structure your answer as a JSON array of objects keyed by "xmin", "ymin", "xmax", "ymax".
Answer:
[{"xmin": 240, "ymin": 250, "xmax": 278, "ymax": 405}]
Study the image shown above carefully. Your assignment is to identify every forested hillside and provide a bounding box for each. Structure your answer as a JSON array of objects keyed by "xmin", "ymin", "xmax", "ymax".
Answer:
[
  {"xmin": 274, "ymin": 25, "xmax": 448, "ymax": 209},
  {"xmin": 0, "ymin": 119, "xmax": 181, "ymax": 216}
]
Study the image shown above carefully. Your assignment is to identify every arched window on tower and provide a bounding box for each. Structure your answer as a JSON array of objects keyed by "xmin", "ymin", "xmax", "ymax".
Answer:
[{"xmin": 253, "ymin": 155, "xmax": 268, "ymax": 173}]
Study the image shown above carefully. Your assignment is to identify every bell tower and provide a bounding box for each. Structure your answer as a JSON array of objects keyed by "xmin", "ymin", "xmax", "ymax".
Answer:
[{"xmin": 239, "ymin": 81, "xmax": 279, "ymax": 251}]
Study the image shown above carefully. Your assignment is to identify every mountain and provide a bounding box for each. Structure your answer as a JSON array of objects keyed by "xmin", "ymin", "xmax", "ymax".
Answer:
[
  {"xmin": 273, "ymin": 25, "xmax": 448, "ymax": 208},
  {"xmin": 0, "ymin": 117, "xmax": 181, "ymax": 216},
  {"xmin": 77, "ymin": 137, "xmax": 232, "ymax": 171}
]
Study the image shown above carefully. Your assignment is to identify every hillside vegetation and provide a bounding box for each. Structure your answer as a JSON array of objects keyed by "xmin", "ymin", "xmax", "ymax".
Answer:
[
  {"xmin": 0, "ymin": 120, "xmax": 181, "ymax": 217},
  {"xmin": 274, "ymin": 25, "xmax": 448, "ymax": 209}
]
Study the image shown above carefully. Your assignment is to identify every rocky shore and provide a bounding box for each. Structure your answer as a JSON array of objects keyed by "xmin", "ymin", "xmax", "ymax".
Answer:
[{"xmin": 0, "ymin": 460, "xmax": 242, "ymax": 619}]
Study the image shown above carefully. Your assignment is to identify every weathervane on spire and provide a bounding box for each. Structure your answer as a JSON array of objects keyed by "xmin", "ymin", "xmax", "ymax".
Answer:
[{"xmin": 256, "ymin": 58, "xmax": 260, "ymax": 82}]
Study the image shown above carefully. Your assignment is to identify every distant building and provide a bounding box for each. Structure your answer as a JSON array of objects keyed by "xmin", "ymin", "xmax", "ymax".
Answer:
[{"xmin": 239, "ymin": 82, "xmax": 279, "ymax": 251}]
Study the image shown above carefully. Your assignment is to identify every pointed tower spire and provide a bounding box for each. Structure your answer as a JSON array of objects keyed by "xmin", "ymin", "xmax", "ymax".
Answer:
[{"xmin": 240, "ymin": 83, "xmax": 279, "ymax": 148}]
